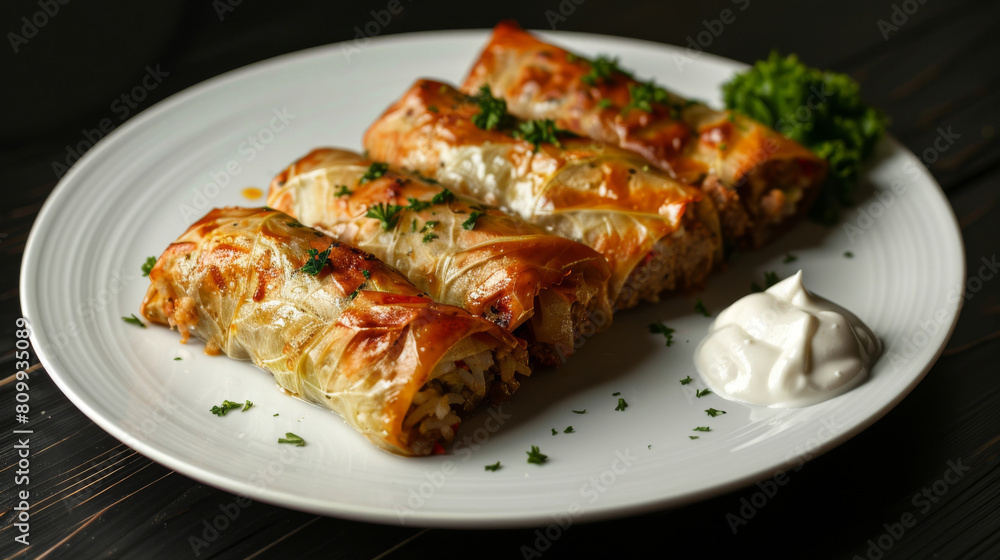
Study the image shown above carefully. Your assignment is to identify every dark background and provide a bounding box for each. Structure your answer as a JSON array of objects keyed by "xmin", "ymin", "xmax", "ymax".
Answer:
[{"xmin": 1, "ymin": 0, "xmax": 998, "ymax": 558}]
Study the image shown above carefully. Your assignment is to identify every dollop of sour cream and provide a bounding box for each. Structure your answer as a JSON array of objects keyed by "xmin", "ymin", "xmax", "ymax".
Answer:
[{"xmin": 694, "ymin": 271, "xmax": 881, "ymax": 408}]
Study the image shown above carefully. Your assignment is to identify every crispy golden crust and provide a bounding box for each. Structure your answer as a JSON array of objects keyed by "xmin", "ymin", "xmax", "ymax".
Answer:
[
  {"xmin": 362, "ymin": 80, "xmax": 722, "ymax": 307},
  {"xmin": 140, "ymin": 207, "xmax": 528, "ymax": 456},
  {"xmin": 461, "ymin": 21, "xmax": 827, "ymax": 247},
  {"xmin": 267, "ymin": 147, "xmax": 612, "ymax": 365}
]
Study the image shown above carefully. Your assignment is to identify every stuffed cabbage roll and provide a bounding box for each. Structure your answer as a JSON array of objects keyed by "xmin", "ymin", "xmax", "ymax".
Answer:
[
  {"xmin": 268, "ymin": 147, "xmax": 611, "ymax": 367},
  {"xmin": 362, "ymin": 79, "xmax": 722, "ymax": 310},
  {"xmin": 140, "ymin": 207, "xmax": 529, "ymax": 456},
  {"xmin": 461, "ymin": 21, "xmax": 827, "ymax": 247}
]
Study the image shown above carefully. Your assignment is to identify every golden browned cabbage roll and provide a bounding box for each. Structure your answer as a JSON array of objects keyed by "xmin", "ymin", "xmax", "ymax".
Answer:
[
  {"xmin": 461, "ymin": 21, "xmax": 827, "ymax": 247},
  {"xmin": 268, "ymin": 147, "xmax": 611, "ymax": 367},
  {"xmin": 140, "ymin": 207, "xmax": 529, "ymax": 456},
  {"xmin": 362, "ymin": 80, "xmax": 722, "ymax": 310}
]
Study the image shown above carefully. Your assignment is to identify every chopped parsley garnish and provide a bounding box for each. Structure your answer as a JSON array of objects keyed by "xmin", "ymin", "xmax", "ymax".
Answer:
[
  {"xmin": 300, "ymin": 246, "xmax": 332, "ymax": 275},
  {"xmin": 705, "ymin": 408, "xmax": 727, "ymax": 417},
  {"xmin": 526, "ymin": 445, "xmax": 548, "ymax": 464},
  {"xmin": 421, "ymin": 220, "xmax": 439, "ymax": 232},
  {"xmin": 689, "ymin": 436, "xmax": 700, "ymax": 440},
  {"xmin": 406, "ymin": 197, "xmax": 432, "ymax": 212},
  {"xmin": 572, "ymin": 409, "xmax": 587, "ymax": 414},
  {"xmin": 694, "ymin": 298, "xmax": 710, "ymax": 317},
  {"xmin": 173, "ymin": 357, "xmax": 182, "ymax": 361},
  {"xmin": 844, "ymin": 251, "xmax": 854, "ymax": 258},
  {"xmin": 648, "ymin": 322, "xmax": 675, "ymax": 346},
  {"xmin": 680, "ymin": 376, "xmax": 693, "ymax": 385},
  {"xmin": 623, "ymin": 80, "xmax": 670, "ymax": 114},
  {"xmin": 141, "ymin": 256, "xmax": 156, "ymax": 276},
  {"xmin": 615, "ymin": 397, "xmax": 628, "ymax": 411},
  {"xmin": 210, "ymin": 400, "xmax": 251, "ymax": 417},
  {"xmin": 349, "ymin": 282, "xmax": 365, "ymax": 300},
  {"xmin": 365, "ymin": 203, "xmax": 403, "ymax": 230},
  {"xmin": 277, "ymin": 432, "xmax": 305, "ymax": 446},
  {"xmin": 693, "ymin": 426, "xmax": 712, "ymax": 432},
  {"xmin": 242, "ymin": 400, "xmax": 253, "ymax": 411},
  {"xmin": 422, "ymin": 232, "xmax": 438, "ymax": 243},
  {"xmin": 513, "ymin": 119, "xmax": 566, "ymax": 151},
  {"xmin": 431, "ymin": 188, "xmax": 456, "ymax": 205},
  {"xmin": 334, "ymin": 185, "xmax": 352, "ymax": 197},
  {"xmin": 273, "ymin": 413, "xmax": 279, "ymax": 417},
  {"xmin": 581, "ymin": 54, "xmax": 632, "ymax": 85},
  {"xmin": 751, "ymin": 271, "xmax": 781, "ymax": 293},
  {"xmin": 696, "ymin": 388, "xmax": 712, "ymax": 398},
  {"xmin": 563, "ymin": 426, "xmax": 574, "ymax": 433},
  {"xmin": 122, "ymin": 314, "xmax": 145, "ymax": 328},
  {"xmin": 358, "ymin": 162, "xmax": 389, "ymax": 184},
  {"xmin": 612, "ymin": 391, "xmax": 621, "ymax": 396},
  {"xmin": 462, "ymin": 211, "xmax": 485, "ymax": 230},
  {"xmin": 471, "ymin": 85, "xmax": 513, "ymax": 131},
  {"xmin": 410, "ymin": 219, "xmax": 417, "ymax": 232},
  {"xmin": 362, "ymin": 269, "xmax": 371, "ymax": 279},
  {"xmin": 597, "ymin": 98, "xmax": 613, "ymax": 109},
  {"xmin": 428, "ymin": 105, "xmax": 439, "ymax": 113},
  {"xmin": 783, "ymin": 253, "xmax": 798, "ymax": 263},
  {"xmin": 484, "ymin": 461, "xmax": 501, "ymax": 471},
  {"xmin": 552, "ymin": 428, "xmax": 558, "ymax": 436},
  {"xmin": 722, "ymin": 52, "xmax": 887, "ymax": 225}
]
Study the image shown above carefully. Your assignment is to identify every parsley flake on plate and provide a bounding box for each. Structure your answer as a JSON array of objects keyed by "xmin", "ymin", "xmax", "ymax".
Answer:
[
  {"xmin": 210, "ymin": 400, "xmax": 251, "ymax": 417},
  {"xmin": 484, "ymin": 461, "xmax": 501, "ymax": 472},
  {"xmin": 694, "ymin": 298, "xmax": 710, "ymax": 317},
  {"xmin": 334, "ymin": 185, "xmax": 352, "ymax": 197},
  {"xmin": 693, "ymin": 426, "xmax": 712, "ymax": 432},
  {"xmin": 406, "ymin": 197, "xmax": 431, "ymax": 212},
  {"xmin": 122, "ymin": 314, "xmax": 145, "ymax": 328},
  {"xmin": 278, "ymin": 432, "xmax": 305, "ymax": 446},
  {"xmin": 679, "ymin": 376, "xmax": 693, "ymax": 385},
  {"xmin": 572, "ymin": 409, "xmax": 587, "ymax": 414},
  {"xmin": 696, "ymin": 388, "xmax": 712, "ymax": 398},
  {"xmin": 615, "ymin": 397, "xmax": 628, "ymax": 411},
  {"xmin": 526, "ymin": 445, "xmax": 548, "ymax": 465},
  {"xmin": 648, "ymin": 321, "xmax": 675, "ymax": 346},
  {"xmin": 705, "ymin": 408, "xmax": 727, "ymax": 417},
  {"xmin": 141, "ymin": 256, "xmax": 156, "ymax": 277}
]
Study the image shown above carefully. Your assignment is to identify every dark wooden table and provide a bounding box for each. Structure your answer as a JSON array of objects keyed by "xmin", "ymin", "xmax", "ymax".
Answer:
[{"xmin": 2, "ymin": 1, "xmax": 998, "ymax": 558}]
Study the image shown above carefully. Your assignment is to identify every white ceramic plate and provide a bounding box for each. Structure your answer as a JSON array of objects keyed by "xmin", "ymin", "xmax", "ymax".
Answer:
[{"xmin": 21, "ymin": 30, "xmax": 964, "ymax": 528}]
